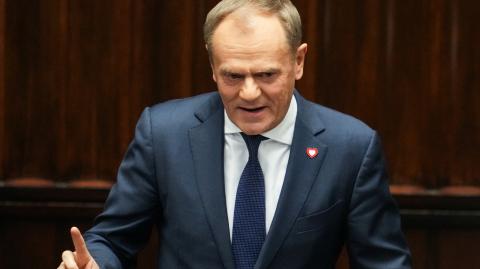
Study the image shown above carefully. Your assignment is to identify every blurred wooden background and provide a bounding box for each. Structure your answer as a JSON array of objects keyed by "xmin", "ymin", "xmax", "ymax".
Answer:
[{"xmin": 0, "ymin": 0, "xmax": 479, "ymax": 268}]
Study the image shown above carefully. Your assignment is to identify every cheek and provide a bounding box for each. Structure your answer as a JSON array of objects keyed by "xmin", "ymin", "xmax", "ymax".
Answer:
[
  {"xmin": 217, "ymin": 85, "xmax": 238, "ymax": 105},
  {"xmin": 264, "ymin": 80, "xmax": 292, "ymax": 109},
  {"xmin": 277, "ymin": 91, "xmax": 291, "ymax": 114}
]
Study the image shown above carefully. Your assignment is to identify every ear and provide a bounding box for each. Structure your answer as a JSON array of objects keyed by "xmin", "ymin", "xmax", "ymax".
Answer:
[
  {"xmin": 294, "ymin": 43, "xmax": 308, "ymax": 80},
  {"xmin": 211, "ymin": 63, "xmax": 217, "ymax": 82}
]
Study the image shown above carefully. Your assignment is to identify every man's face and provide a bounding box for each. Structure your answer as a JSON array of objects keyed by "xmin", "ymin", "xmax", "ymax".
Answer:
[{"xmin": 209, "ymin": 8, "xmax": 307, "ymax": 135}]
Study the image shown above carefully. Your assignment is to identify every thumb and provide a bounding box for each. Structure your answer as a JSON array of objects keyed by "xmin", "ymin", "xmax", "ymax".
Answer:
[{"xmin": 70, "ymin": 227, "xmax": 92, "ymax": 266}]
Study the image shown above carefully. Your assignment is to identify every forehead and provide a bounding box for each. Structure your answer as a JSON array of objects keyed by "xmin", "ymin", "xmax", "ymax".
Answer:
[{"xmin": 211, "ymin": 8, "xmax": 291, "ymax": 62}]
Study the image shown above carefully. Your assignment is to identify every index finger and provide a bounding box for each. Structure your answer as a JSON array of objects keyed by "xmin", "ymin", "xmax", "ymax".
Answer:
[{"xmin": 70, "ymin": 227, "xmax": 89, "ymax": 258}]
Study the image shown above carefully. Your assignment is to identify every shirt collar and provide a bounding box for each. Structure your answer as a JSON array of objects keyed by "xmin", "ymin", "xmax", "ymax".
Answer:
[{"xmin": 224, "ymin": 95, "xmax": 297, "ymax": 145}]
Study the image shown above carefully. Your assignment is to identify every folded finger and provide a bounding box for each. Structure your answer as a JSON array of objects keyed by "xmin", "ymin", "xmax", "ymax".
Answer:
[{"xmin": 62, "ymin": 250, "xmax": 79, "ymax": 269}]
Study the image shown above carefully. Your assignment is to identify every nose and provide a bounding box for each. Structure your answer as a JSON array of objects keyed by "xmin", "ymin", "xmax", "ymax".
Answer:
[{"xmin": 239, "ymin": 76, "xmax": 261, "ymax": 101}]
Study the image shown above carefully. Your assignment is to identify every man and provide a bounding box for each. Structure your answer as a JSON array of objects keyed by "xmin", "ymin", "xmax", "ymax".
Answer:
[{"xmin": 58, "ymin": 0, "xmax": 411, "ymax": 268}]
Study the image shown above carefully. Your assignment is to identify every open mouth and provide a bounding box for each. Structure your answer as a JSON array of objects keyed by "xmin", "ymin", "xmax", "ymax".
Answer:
[{"xmin": 241, "ymin": 106, "xmax": 265, "ymax": 113}]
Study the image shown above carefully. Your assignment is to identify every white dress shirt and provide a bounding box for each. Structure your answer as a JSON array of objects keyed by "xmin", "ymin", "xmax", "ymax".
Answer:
[{"xmin": 224, "ymin": 96, "xmax": 297, "ymax": 238}]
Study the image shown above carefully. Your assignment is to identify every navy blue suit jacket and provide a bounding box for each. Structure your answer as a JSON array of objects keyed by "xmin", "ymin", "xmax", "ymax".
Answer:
[{"xmin": 84, "ymin": 91, "xmax": 411, "ymax": 268}]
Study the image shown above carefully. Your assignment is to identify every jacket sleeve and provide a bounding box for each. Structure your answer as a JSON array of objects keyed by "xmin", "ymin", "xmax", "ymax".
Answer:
[
  {"xmin": 346, "ymin": 132, "xmax": 412, "ymax": 269},
  {"xmin": 84, "ymin": 107, "xmax": 160, "ymax": 269}
]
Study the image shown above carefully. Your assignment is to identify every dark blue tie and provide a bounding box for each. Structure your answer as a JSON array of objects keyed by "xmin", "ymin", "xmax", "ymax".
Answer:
[{"xmin": 232, "ymin": 134, "xmax": 267, "ymax": 269}]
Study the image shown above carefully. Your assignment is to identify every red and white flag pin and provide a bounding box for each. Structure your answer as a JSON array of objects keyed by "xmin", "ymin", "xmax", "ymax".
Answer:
[{"xmin": 306, "ymin": 147, "xmax": 318, "ymax": 159}]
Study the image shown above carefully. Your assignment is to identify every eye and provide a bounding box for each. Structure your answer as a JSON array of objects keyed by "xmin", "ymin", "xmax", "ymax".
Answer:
[
  {"xmin": 222, "ymin": 72, "xmax": 243, "ymax": 81},
  {"xmin": 228, "ymin": 73, "xmax": 243, "ymax": 80},
  {"xmin": 255, "ymin": 72, "xmax": 277, "ymax": 82},
  {"xmin": 259, "ymin": 72, "xmax": 274, "ymax": 78},
  {"xmin": 221, "ymin": 72, "xmax": 244, "ymax": 85}
]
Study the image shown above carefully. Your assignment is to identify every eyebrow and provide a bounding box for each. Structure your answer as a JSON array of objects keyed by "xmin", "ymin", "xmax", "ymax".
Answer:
[
  {"xmin": 219, "ymin": 67, "xmax": 280, "ymax": 75},
  {"xmin": 219, "ymin": 69, "xmax": 241, "ymax": 76},
  {"xmin": 253, "ymin": 68, "xmax": 280, "ymax": 74}
]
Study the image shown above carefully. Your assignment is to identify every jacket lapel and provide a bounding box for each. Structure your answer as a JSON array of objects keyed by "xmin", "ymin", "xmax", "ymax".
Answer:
[
  {"xmin": 256, "ymin": 93, "xmax": 328, "ymax": 269},
  {"xmin": 189, "ymin": 94, "xmax": 235, "ymax": 269}
]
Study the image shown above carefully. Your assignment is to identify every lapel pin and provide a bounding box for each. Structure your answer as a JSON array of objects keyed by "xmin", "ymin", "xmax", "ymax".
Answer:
[{"xmin": 306, "ymin": 147, "xmax": 318, "ymax": 159}]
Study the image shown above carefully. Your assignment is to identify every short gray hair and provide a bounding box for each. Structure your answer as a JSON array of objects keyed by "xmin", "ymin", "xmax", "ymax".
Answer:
[{"xmin": 204, "ymin": 0, "xmax": 302, "ymax": 54}]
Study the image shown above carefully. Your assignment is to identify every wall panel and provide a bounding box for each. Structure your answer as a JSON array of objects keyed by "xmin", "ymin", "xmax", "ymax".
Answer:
[
  {"xmin": 452, "ymin": 0, "xmax": 480, "ymax": 185},
  {"xmin": 0, "ymin": 0, "xmax": 5, "ymax": 180},
  {"xmin": 3, "ymin": 0, "xmax": 68, "ymax": 179},
  {"xmin": 437, "ymin": 230, "xmax": 480, "ymax": 269},
  {"xmin": 62, "ymin": 0, "xmax": 120, "ymax": 179},
  {"xmin": 1, "ymin": 0, "xmax": 477, "ymax": 187},
  {"xmin": 2, "ymin": 188, "xmax": 480, "ymax": 269},
  {"xmin": 0, "ymin": 0, "xmax": 479, "ymax": 268},
  {"xmin": 293, "ymin": 0, "xmax": 479, "ymax": 188}
]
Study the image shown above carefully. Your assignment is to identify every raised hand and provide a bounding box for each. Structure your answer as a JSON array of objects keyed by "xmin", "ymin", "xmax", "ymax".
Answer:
[{"xmin": 57, "ymin": 227, "xmax": 99, "ymax": 269}]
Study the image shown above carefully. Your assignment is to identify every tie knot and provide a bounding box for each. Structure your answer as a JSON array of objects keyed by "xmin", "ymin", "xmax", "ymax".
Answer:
[{"xmin": 241, "ymin": 133, "xmax": 266, "ymax": 158}]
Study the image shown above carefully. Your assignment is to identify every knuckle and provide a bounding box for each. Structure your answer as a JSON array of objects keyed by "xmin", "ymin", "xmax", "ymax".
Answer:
[{"xmin": 61, "ymin": 250, "xmax": 71, "ymax": 259}]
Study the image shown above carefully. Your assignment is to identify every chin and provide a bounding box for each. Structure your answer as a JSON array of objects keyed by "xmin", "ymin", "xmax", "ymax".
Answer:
[
  {"xmin": 239, "ymin": 123, "xmax": 271, "ymax": 135},
  {"xmin": 242, "ymin": 130, "xmax": 262, "ymax": 135}
]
